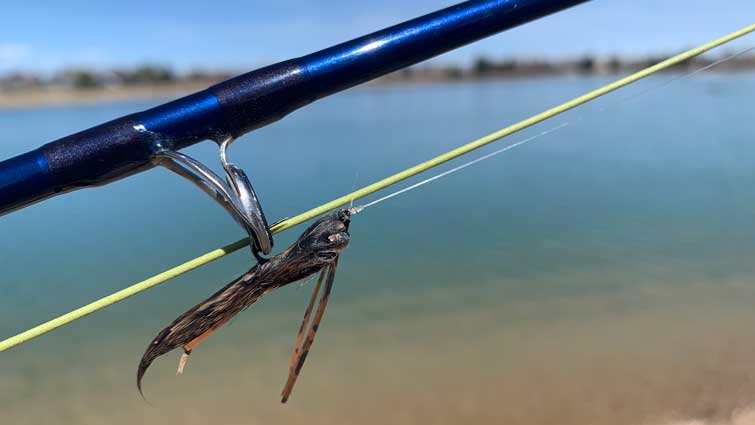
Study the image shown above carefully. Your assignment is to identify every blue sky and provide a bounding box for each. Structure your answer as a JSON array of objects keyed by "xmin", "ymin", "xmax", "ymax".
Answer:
[{"xmin": 1, "ymin": 0, "xmax": 754, "ymax": 73}]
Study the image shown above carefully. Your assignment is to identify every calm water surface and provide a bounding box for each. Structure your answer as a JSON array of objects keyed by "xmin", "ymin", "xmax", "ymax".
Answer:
[{"xmin": 2, "ymin": 74, "xmax": 755, "ymax": 425}]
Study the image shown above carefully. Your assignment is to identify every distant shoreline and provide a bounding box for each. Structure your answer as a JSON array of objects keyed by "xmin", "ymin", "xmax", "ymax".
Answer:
[
  {"xmin": 2, "ymin": 59, "xmax": 754, "ymax": 110},
  {"xmin": 0, "ymin": 80, "xmax": 219, "ymax": 110}
]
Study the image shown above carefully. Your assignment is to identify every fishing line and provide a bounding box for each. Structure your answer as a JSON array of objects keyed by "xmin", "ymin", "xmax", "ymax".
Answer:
[
  {"xmin": 353, "ymin": 44, "xmax": 755, "ymax": 213},
  {"xmin": 354, "ymin": 123, "xmax": 569, "ymax": 212},
  {"xmin": 2, "ymin": 24, "xmax": 753, "ymax": 352}
]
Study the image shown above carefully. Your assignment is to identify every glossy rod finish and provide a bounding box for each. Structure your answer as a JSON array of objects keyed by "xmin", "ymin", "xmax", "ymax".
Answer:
[{"xmin": 0, "ymin": 0, "xmax": 588, "ymax": 215}]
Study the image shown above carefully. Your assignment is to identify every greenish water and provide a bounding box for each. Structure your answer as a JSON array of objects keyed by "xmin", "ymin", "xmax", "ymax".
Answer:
[{"xmin": 3, "ymin": 73, "xmax": 755, "ymax": 425}]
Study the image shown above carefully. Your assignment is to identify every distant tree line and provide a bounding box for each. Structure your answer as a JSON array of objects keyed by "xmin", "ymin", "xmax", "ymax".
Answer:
[
  {"xmin": 381, "ymin": 53, "xmax": 755, "ymax": 84},
  {"xmin": 468, "ymin": 54, "xmax": 725, "ymax": 77},
  {"xmin": 2, "ymin": 53, "xmax": 754, "ymax": 92},
  {"xmin": 0, "ymin": 65, "xmax": 232, "ymax": 91}
]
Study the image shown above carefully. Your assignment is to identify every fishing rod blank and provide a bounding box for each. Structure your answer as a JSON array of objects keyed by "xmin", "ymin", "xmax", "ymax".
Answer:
[{"xmin": 0, "ymin": 0, "xmax": 588, "ymax": 216}]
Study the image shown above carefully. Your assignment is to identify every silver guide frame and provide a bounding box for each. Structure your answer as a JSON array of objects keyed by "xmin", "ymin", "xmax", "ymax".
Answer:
[{"xmin": 155, "ymin": 137, "xmax": 273, "ymax": 259}]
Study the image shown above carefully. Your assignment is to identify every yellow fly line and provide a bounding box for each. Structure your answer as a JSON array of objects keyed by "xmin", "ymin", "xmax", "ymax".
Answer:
[{"xmin": 2, "ymin": 23, "xmax": 754, "ymax": 353}]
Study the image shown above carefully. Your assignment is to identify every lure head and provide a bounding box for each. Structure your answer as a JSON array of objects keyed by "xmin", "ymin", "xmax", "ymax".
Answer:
[{"xmin": 291, "ymin": 209, "xmax": 351, "ymax": 265}]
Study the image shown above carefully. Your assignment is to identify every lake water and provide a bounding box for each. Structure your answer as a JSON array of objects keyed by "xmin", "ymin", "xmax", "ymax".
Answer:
[{"xmin": 3, "ymin": 73, "xmax": 755, "ymax": 425}]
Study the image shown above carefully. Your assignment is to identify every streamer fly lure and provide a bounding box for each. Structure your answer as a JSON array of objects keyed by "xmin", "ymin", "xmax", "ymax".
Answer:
[{"xmin": 137, "ymin": 209, "xmax": 353, "ymax": 403}]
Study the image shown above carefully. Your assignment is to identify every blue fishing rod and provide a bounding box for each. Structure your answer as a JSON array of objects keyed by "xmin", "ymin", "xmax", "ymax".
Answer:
[{"xmin": 0, "ymin": 0, "xmax": 588, "ymax": 258}]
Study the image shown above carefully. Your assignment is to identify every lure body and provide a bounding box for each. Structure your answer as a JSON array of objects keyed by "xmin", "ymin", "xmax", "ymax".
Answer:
[{"xmin": 137, "ymin": 210, "xmax": 351, "ymax": 401}]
